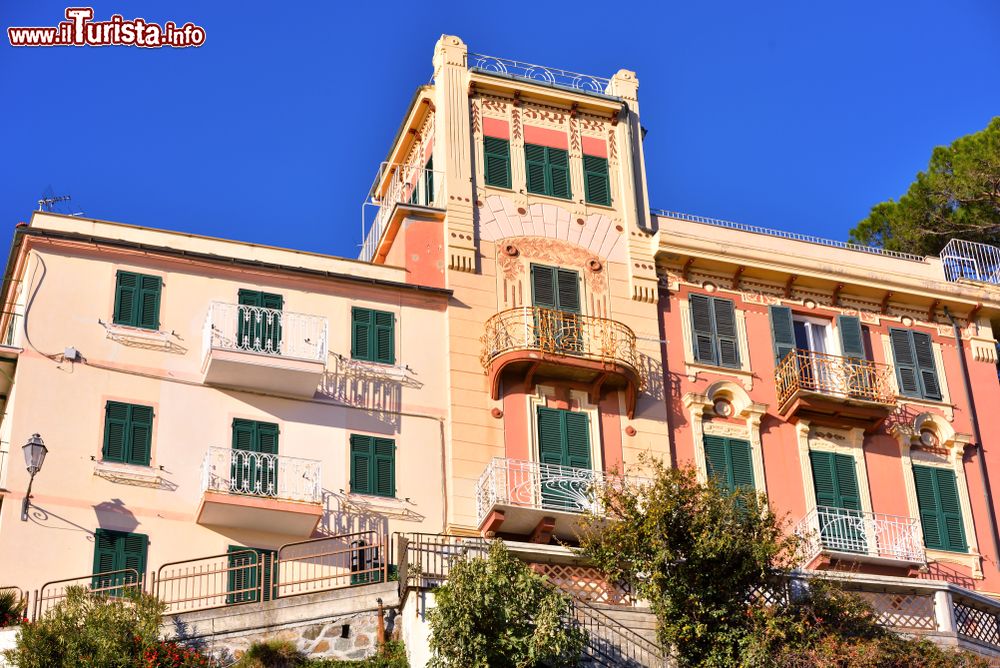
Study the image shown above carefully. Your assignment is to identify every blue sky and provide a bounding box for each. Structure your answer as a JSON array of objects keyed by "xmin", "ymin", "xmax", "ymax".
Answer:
[{"xmin": 1, "ymin": 1, "xmax": 998, "ymax": 259}]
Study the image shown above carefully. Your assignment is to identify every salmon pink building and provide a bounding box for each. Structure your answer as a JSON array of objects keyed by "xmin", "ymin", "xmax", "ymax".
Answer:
[{"xmin": 3, "ymin": 34, "xmax": 1000, "ymax": 665}]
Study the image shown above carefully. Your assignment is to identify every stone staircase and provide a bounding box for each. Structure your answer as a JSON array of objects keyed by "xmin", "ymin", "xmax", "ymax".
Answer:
[{"xmin": 566, "ymin": 597, "xmax": 666, "ymax": 667}]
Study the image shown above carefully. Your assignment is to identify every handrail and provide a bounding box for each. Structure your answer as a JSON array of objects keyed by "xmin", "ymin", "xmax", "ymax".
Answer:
[
  {"xmin": 200, "ymin": 446, "xmax": 322, "ymax": 504},
  {"xmin": 941, "ymin": 238, "xmax": 1000, "ymax": 285},
  {"xmin": 203, "ymin": 301, "xmax": 328, "ymax": 363},
  {"xmin": 652, "ymin": 209, "xmax": 927, "ymax": 262},
  {"xmin": 481, "ymin": 306, "xmax": 645, "ymax": 390},
  {"xmin": 154, "ymin": 549, "xmax": 263, "ymax": 614},
  {"xmin": 35, "ymin": 568, "xmax": 142, "ymax": 620},
  {"xmin": 567, "ymin": 596, "xmax": 665, "ymax": 666},
  {"xmin": 274, "ymin": 531, "xmax": 388, "ymax": 598},
  {"xmin": 775, "ymin": 348, "xmax": 896, "ymax": 408},
  {"xmin": 360, "ymin": 161, "xmax": 445, "ymax": 262}
]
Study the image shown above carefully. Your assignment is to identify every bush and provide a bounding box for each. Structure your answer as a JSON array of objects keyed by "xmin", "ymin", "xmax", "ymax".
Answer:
[
  {"xmin": 3, "ymin": 587, "xmax": 214, "ymax": 668},
  {"xmin": 426, "ymin": 539, "xmax": 585, "ymax": 668},
  {"xmin": 235, "ymin": 639, "xmax": 408, "ymax": 668},
  {"xmin": 0, "ymin": 589, "xmax": 26, "ymax": 627}
]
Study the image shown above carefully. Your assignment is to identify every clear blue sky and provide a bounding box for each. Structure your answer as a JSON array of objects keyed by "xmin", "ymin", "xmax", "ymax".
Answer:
[{"xmin": 2, "ymin": 1, "xmax": 998, "ymax": 258}]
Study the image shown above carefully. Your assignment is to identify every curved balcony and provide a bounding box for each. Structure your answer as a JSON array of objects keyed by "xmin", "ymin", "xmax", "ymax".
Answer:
[
  {"xmin": 794, "ymin": 506, "xmax": 925, "ymax": 568},
  {"xmin": 775, "ymin": 349, "xmax": 896, "ymax": 428},
  {"xmin": 481, "ymin": 307, "xmax": 645, "ymax": 418}
]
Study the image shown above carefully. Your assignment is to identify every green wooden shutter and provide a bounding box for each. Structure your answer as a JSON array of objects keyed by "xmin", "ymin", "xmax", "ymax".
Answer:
[
  {"xmin": 769, "ymin": 306, "xmax": 797, "ymax": 366},
  {"xmin": 127, "ymin": 405, "xmax": 153, "ymax": 466},
  {"xmin": 834, "ymin": 454, "xmax": 861, "ymax": 511},
  {"xmin": 352, "ymin": 308, "xmax": 372, "ymax": 361},
  {"xmin": 563, "ymin": 411, "xmax": 591, "ymax": 469},
  {"xmin": 531, "ymin": 265, "xmax": 557, "ymax": 309},
  {"xmin": 712, "ymin": 298, "xmax": 740, "ymax": 368},
  {"xmin": 555, "ymin": 269, "xmax": 581, "ymax": 313},
  {"xmin": 536, "ymin": 407, "xmax": 564, "ymax": 466},
  {"xmin": 93, "ymin": 529, "xmax": 119, "ymax": 580},
  {"xmin": 729, "ymin": 439, "xmax": 755, "ymax": 491},
  {"xmin": 837, "ymin": 315, "xmax": 865, "ymax": 359},
  {"xmin": 424, "ymin": 157, "xmax": 434, "ymax": 205},
  {"xmin": 703, "ymin": 435, "xmax": 730, "ymax": 490},
  {"xmin": 255, "ymin": 422, "xmax": 279, "ymax": 454},
  {"xmin": 912, "ymin": 331, "xmax": 942, "ymax": 400},
  {"xmin": 810, "ymin": 451, "xmax": 839, "ymax": 509},
  {"xmin": 113, "ymin": 271, "xmax": 139, "ymax": 326},
  {"xmin": 232, "ymin": 419, "xmax": 256, "ymax": 452},
  {"xmin": 256, "ymin": 422, "xmax": 279, "ymax": 496},
  {"xmin": 373, "ymin": 438, "xmax": 395, "ymax": 497},
  {"xmin": 525, "ymin": 144, "xmax": 547, "ymax": 195},
  {"xmin": 137, "ymin": 275, "xmax": 161, "ymax": 330},
  {"xmin": 689, "ymin": 294, "xmax": 717, "ymax": 365},
  {"xmin": 373, "ymin": 311, "xmax": 395, "ymax": 364},
  {"xmin": 121, "ymin": 533, "xmax": 148, "ymax": 585},
  {"xmin": 583, "ymin": 155, "xmax": 610, "ymax": 205},
  {"xmin": 238, "ymin": 289, "xmax": 263, "ymax": 307},
  {"xmin": 890, "ymin": 328, "xmax": 921, "ymax": 397},
  {"xmin": 350, "ymin": 434, "xmax": 373, "ymax": 494},
  {"xmin": 913, "ymin": 466, "xmax": 944, "ymax": 549},
  {"xmin": 484, "ymin": 137, "xmax": 511, "ymax": 188},
  {"xmin": 547, "ymin": 148, "xmax": 571, "ymax": 199},
  {"xmin": 103, "ymin": 401, "xmax": 130, "ymax": 463},
  {"xmin": 936, "ymin": 469, "xmax": 968, "ymax": 552}
]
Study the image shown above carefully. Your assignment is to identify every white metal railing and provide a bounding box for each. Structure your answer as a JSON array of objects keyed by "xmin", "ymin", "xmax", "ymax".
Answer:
[
  {"xmin": 476, "ymin": 457, "xmax": 628, "ymax": 524},
  {"xmin": 941, "ymin": 238, "xmax": 1000, "ymax": 285},
  {"xmin": 203, "ymin": 302, "xmax": 327, "ymax": 363},
  {"xmin": 651, "ymin": 209, "xmax": 927, "ymax": 262},
  {"xmin": 360, "ymin": 161, "xmax": 445, "ymax": 262},
  {"xmin": 468, "ymin": 53, "xmax": 612, "ymax": 95},
  {"xmin": 200, "ymin": 446, "xmax": 322, "ymax": 504},
  {"xmin": 795, "ymin": 506, "xmax": 925, "ymax": 565}
]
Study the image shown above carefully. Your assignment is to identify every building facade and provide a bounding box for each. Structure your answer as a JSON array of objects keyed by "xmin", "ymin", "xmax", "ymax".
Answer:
[{"xmin": 3, "ymin": 33, "xmax": 1000, "ymax": 663}]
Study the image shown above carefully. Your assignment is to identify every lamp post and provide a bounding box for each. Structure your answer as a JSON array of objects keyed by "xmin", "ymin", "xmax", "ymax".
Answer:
[{"xmin": 20, "ymin": 433, "xmax": 47, "ymax": 522}]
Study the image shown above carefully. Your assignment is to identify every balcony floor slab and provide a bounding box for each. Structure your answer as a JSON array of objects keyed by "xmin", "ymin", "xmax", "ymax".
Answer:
[
  {"xmin": 201, "ymin": 348, "xmax": 324, "ymax": 397},
  {"xmin": 197, "ymin": 491, "xmax": 322, "ymax": 537}
]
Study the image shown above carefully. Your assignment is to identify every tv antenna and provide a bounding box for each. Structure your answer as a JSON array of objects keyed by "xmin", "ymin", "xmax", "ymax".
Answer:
[{"xmin": 38, "ymin": 194, "xmax": 72, "ymax": 212}]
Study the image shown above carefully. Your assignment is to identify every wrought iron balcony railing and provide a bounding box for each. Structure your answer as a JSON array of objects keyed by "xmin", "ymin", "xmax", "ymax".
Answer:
[
  {"xmin": 794, "ymin": 506, "xmax": 925, "ymax": 565},
  {"xmin": 775, "ymin": 349, "xmax": 895, "ymax": 408},
  {"xmin": 480, "ymin": 307, "xmax": 644, "ymax": 385},
  {"xmin": 360, "ymin": 161, "xmax": 445, "ymax": 263},
  {"xmin": 468, "ymin": 53, "xmax": 612, "ymax": 94},
  {"xmin": 200, "ymin": 446, "xmax": 322, "ymax": 504},
  {"xmin": 476, "ymin": 457, "xmax": 626, "ymax": 524},
  {"xmin": 941, "ymin": 238, "xmax": 1000, "ymax": 285},
  {"xmin": 203, "ymin": 302, "xmax": 328, "ymax": 363}
]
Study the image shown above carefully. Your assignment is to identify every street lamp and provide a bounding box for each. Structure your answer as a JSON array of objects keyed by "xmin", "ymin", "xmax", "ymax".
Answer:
[{"xmin": 21, "ymin": 434, "xmax": 47, "ymax": 522}]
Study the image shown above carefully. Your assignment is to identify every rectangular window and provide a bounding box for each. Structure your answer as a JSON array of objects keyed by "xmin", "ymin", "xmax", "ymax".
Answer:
[
  {"xmin": 524, "ymin": 143, "xmax": 571, "ymax": 199},
  {"xmin": 890, "ymin": 328, "xmax": 942, "ymax": 400},
  {"xmin": 913, "ymin": 465, "xmax": 968, "ymax": 553},
  {"xmin": 237, "ymin": 289, "xmax": 283, "ymax": 354},
  {"xmin": 484, "ymin": 137, "xmax": 512, "ymax": 188},
  {"xmin": 424, "ymin": 157, "xmax": 434, "ymax": 205},
  {"xmin": 530, "ymin": 264, "xmax": 580, "ymax": 313},
  {"xmin": 92, "ymin": 529, "xmax": 147, "ymax": 594},
  {"xmin": 583, "ymin": 154, "xmax": 611, "ymax": 206},
  {"xmin": 231, "ymin": 419, "xmax": 279, "ymax": 496},
  {"xmin": 113, "ymin": 271, "xmax": 161, "ymax": 330},
  {"xmin": 102, "ymin": 401, "xmax": 153, "ymax": 466},
  {"xmin": 809, "ymin": 450, "xmax": 864, "ymax": 552},
  {"xmin": 351, "ymin": 307, "xmax": 395, "ymax": 365},
  {"xmin": 226, "ymin": 546, "xmax": 277, "ymax": 604},
  {"xmin": 350, "ymin": 434, "xmax": 395, "ymax": 498},
  {"xmin": 690, "ymin": 294, "xmax": 740, "ymax": 368},
  {"xmin": 703, "ymin": 436, "xmax": 754, "ymax": 494},
  {"xmin": 536, "ymin": 407, "xmax": 592, "ymax": 512}
]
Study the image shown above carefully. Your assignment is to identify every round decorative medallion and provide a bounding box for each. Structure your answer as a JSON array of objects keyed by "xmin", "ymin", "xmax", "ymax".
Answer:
[
  {"xmin": 804, "ymin": 299, "xmax": 817, "ymax": 310},
  {"xmin": 517, "ymin": 207, "xmax": 527, "ymax": 215},
  {"xmin": 703, "ymin": 281, "xmax": 717, "ymax": 293},
  {"xmin": 577, "ymin": 218, "xmax": 586, "ymax": 226},
  {"xmin": 587, "ymin": 258, "xmax": 603, "ymax": 273},
  {"xmin": 625, "ymin": 426, "xmax": 637, "ymax": 437},
  {"xmin": 615, "ymin": 225, "xmax": 624, "ymax": 232},
  {"xmin": 919, "ymin": 429, "xmax": 938, "ymax": 448},
  {"xmin": 502, "ymin": 244, "xmax": 519, "ymax": 258},
  {"xmin": 902, "ymin": 316, "xmax": 914, "ymax": 327},
  {"xmin": 713, "ymin": 399, "xmax": 733, "ymax": 418},
  {"xmin": 491, "ymin": 408, "xmax": 504, "ymax": 419}
]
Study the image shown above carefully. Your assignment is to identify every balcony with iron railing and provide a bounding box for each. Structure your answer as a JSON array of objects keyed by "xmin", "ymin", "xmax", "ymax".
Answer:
[
  {"xmin": 795, "ymin": 506, "xmax": 925, "ymax": 568},
  {"xmin": 775, "ymin": 349, "xmax": 897, "ymax": 427},
  {"xmin": 476, "ymin": 457, "xmax": 630, "ymax": 540},
  {"xmin": 201, "ymin": 302, "xmax": 328, "ymax": 397},
  {"xmin": 360, "ymin": 161, "xmax": 445, "ymax": 264},
  {"xmin": 481, "ymin": 307, "xmax": 645, "ymax": 419},
  {"xmin": 196, "ymin": 446, "xmax": 323, "ymax": 536},
  {"xmin": 941, "ymin": 238, "xmax": 1000, "ymax": 286}
]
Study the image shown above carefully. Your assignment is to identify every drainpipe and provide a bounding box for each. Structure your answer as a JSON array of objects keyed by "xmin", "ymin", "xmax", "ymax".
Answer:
[{"xmin": 944, "ymin": 306, "xmax": 1000, "ymax": 561}]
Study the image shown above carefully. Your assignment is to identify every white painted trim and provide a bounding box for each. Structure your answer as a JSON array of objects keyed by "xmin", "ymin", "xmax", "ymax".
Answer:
[
  {"xmin": 679, "ymin": 296, "xmax": 754, "ymax": 390},
  {"xmin": 526, "ymin": 385, "xmax": 603, "ymax": 472},
  {"xmin": 796, "ymin": 421, "xmax": 873, "ymax": 516}
]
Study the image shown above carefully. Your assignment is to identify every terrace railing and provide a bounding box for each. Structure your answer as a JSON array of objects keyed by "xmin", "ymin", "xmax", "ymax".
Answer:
[
  {"xmin": 775, "ymin": 349, "xmax": 896, "ymax": 408},
  {"xmin": 795, "ymin": 506, "xmax": 925, "ymax": 565},
  {"xmin": 468, "ymin": 53, "xmax": 612, "ymax": 94},
  {"xmin": 203, "ymin": 302, "xmax": 328, "ymax": 362},
  {"xmin": 200, "ymin": 446, "xmax": 322, "ymax": 504},
  {"xmin": 360, "ymin": 161, "xmax": 445, "ymax": 263},
  {"xmin": 941, "ymin": 238, "xmax": 1000, "ymax": 285}
]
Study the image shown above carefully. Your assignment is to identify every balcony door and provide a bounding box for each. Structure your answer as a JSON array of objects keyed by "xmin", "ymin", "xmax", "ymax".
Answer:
[
  {"xmin": 809, "ymin": 451, "xmax": 864, "ymax": 552},
  {"xmin": 793, "ymin": 318, "xmax": 833, "ymax": 389},
  {"xmin": 231, "ymin": 419, "xmax": 279, "ymax": 497},
  {"xmin": 536, "ymin": 407, "xmax": 592, "ymax": 512},
  {"xmin": 237, "ymin": 289, "xmax": 283, "ymax": 354},
  {"xmin": 531, "ymin": 264, "xmax": 581, "ymax": 353}
]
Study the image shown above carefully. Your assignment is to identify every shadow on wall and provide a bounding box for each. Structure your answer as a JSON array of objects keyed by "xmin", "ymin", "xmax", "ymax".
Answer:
[
  {"xmin": 318, "ymin": 489, "xmax": 426, "ymax": 537},
  {"xmin": 639, "ymin": 351, "xmax": 665, "ymax": 402},
  {"xmin": 94, "ymin": 498, "xmax": 141, "ymax": 534},
  {"xmin": 318, "ymin": 355, "xmax": 424, "ymax": 432}
]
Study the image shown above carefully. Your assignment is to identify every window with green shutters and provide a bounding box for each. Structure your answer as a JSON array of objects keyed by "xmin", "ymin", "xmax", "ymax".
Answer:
[
  {"xmin": 536, "ymin": 407, "xmax": 592, "ymax": 512},
  {"xmin": 92, "ymin": 529, "xmax": 147, "ymax": 593},
  {"xmin": 484, "ymin": 137, "xmax": 512, "ymax": 188},
  {"xmin": 889, "ymin": 328, "xmax": 942, "ymax": 400},
  {"xmin": 113, "ymin": 271, "xmax": 161, "ymax": 330},
  {"xmin": 913, "ymin": 465, "xmax": 968, "ymax": 552},
  {"xmin": 524, "ymin": 143, "xmax": 571, "ymax": 199},
  {"xmin": 530, "ymin": 264, "xmax": 580, "ymax": 313},
  {"xmin": 102, "ymin": 401, "xmax": 154, "ymax": 466},
  {"xmin": 352, "ymin": 307, "xmax": 395, "ymax": 365},
  {"xmin": 237, "ymin": 289, "xmax": 283, "ymax": 353},
  {"xmin": 350, "ymin": 434, "xmax": 395, "ymax": 497},
  {"xmin": 231, "ymin": 419, "xmax": 279, "ymax": 496},
  {"xmin": 809, "ymin": 451, "xmax": 861, "ymax": 511},
  {"xmin": 689, "ymin": 294, "xmax": 740, "ymax": 368},
  {"xmin": 703, "ymin": 436, "xmax": 754, "ymax": 493},
  {"xmin": 768, "ymin": 305, "xmax": 797, "ymax": 366},
  {"xmin": 226, "ymin": 546, "xmax": 277, "ymax": 604},
  {"xmin": 583, "ymin": 154, "xmax": 611, "ymax": 206}
]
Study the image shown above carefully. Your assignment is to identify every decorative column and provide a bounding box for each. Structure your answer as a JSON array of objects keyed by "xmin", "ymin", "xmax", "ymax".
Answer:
[{"xmin": 934, "ymin": 589, "xmax": 957, "ymax": 635}]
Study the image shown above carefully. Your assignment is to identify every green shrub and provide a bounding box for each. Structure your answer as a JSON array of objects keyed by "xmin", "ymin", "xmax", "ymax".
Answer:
[
  {"xmin": 236, "ymin": 638, "xmax": 407, "ymax": 668},
  {"xmin": 0, "ymin": 589, "xmax": 26, "ymax": 627},
  {"xmin": 303, "ymin": 640, "xmax": 407, "ymax": 667}
]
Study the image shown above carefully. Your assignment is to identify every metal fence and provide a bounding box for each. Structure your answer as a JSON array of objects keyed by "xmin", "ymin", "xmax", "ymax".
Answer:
[
  {"xmin": 795, "ymin": 506, "xmax": 925, "ymax": 565},
  {"xmin": 200, "ymin": 446, "xmax": 322, "ymax": 504},
  {"xmin": 34, "ymin": 568, "xmax": 143, "ymax": 620},
  {"xmin": 202, "ymin": 302, "xmax": 328, "ymax": 362},
  {"xmin": 468, "ymin": 53, "xmax": 612, "ymax": 94},
  {"xmin": 360, "ymin": 161, "xmax": 445, "ymax": 263},
  {"xmin": 153, "ymin": 549, "xmax": 264, "ymax": 614},
  {"xmin": 941, "ymin": 238, "xmax": 1000, "ymax": 285}
]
